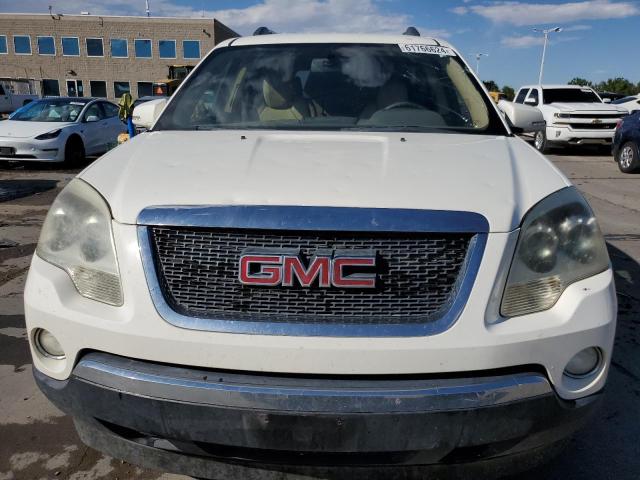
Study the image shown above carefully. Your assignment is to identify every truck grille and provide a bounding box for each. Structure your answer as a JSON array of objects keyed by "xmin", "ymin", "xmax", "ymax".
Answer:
[
  {"xmin": 565, "ymin": 113, "xmax": 624, "ymax": 120},
  {"xmin": 149, "ymin": 227, "xmax": 473, "ymax": 325}
]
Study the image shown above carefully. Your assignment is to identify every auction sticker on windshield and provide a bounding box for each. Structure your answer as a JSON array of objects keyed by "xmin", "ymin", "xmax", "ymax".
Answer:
[{"xmin": 398, "ymin": 44, "xmax": 455, "ymax": 56}]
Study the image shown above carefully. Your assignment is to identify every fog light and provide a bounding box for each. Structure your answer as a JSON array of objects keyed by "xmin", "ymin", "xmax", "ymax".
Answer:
[
  {"xmin": 34, "ymin": 329, "xmax": 65, "ymax": 359},
  {"xmin": 564, "ymin": 347, "xmax": 601, "ymax": 378}
]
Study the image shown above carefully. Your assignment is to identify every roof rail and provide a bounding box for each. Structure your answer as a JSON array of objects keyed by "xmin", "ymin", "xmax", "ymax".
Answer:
[
  {"xmin": 403, "ymin": 27, "xmax": 420, "ymax": 36},
  {"xmin": 253, "ymin": 26, "xmax": 276, "ymax": 36}
]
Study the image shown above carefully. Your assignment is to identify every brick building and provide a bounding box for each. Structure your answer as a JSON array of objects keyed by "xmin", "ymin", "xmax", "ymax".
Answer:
[{"xmin": 0, "ymin": 13, "xmax": 238, "ymax": 101}]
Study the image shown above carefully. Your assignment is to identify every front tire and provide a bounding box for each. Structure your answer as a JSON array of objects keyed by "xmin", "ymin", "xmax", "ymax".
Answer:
[
  {"xmin": 534, "ymin": 130, "xmax": 550, "ymax": 153},
  {"xmin": 64, "ymin": 136, "xmax": 85, "ymax": 168},
  {"xmin": 617, "ymin": 141, "xmax": 640, "ymax": 173}
]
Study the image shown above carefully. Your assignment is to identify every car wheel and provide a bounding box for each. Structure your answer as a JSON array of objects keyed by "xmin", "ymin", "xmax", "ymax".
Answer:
[
  {"xmin": 617, "ymin": 141, "xmax": 640, "ymax": 173},
  {"xmin": 64, "ymin": 136, "xmax": 85, "ymax": 167},
  {"xmin": 534, "ymin": 130, "xmax": 550, "ymax": 153}
]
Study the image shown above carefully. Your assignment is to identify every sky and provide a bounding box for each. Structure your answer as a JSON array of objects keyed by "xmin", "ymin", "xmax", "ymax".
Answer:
[{"xmin": 1, "ymin": 0, "xmax": 639, "ymax": 88}]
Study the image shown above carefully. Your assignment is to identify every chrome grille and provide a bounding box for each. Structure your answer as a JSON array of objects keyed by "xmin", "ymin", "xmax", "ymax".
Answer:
[{"xmin": 149, "ymin": 227, "xmax": 473, "ymax": 325}]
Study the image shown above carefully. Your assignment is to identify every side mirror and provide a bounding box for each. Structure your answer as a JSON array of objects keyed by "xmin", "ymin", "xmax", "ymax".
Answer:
[
  {"xmin": 132, "ymin": 98, "xmax": 168, "ymax": 129},
  {"xmin": 524, "ymin": 98, "xmax": 538, "ymax": 106},
  {"xmin": 602, "ymin": 98, "xmax": 611, "ymax": 104},
  {"xmin": 497, "ymin": 100, "xmax": 546, "ymax": 134},
  {"xmin": 85, "ymin": 115, "xmax": 100, "ymax": 122}
]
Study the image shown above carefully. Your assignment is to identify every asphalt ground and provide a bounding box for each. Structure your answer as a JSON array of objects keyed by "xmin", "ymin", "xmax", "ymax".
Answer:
[{"xmin": 0, "ymin": 146, "xmax": 638, "ymax": 480}]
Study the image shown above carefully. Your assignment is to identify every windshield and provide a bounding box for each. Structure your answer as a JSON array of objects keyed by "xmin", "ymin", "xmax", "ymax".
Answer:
[
  {"xmin": 612, "ymin": 96, "xmax": 638, "ymax": 105},
  {"xmin": 543, "ymin": 88, "xmax": 601, "ymax": 104},
  {"xmin": 155, "ymin": 43, "xmax": 506, "ymax": 134},
  {"xmin": 10, "ymin": 99, "xmax": 89, "ymax": 122}
]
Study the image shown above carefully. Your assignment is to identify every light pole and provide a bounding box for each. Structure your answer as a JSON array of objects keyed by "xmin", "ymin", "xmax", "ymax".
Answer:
[
  {"xmin": 533, "ymin": 27, "xmax": 562, "ymax": 85},
  {"xmin": 475, "ymin": 53, "xmax": 489, "ymax": 77}
]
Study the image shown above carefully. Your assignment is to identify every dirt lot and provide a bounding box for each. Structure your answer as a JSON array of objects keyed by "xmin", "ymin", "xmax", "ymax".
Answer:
[{"xmin": 0, "ymin": 148, "xmax": 638, "ymax": 480}]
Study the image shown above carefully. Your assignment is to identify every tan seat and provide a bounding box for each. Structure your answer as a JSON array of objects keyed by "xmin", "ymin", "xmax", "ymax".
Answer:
[{"xmin": 259, "ymin": 77, "xmax": 311, "ymax": 122}]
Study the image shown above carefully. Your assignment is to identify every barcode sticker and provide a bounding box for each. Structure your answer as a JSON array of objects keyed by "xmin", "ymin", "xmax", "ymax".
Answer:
[{"xmin": 398, "ymin": 44, "xmax": 456, "ymax": 56}]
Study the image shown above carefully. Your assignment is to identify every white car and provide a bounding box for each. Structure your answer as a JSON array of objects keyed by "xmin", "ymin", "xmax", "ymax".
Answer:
[
  {"xmin": 26, "ymin": 32, "xmax": 616, "ymax": 478},
  {"xmin": 0, "ymin": 97, "xmax": 125, "ymax": 165},
  {"xmin": 514, "ymin": 84, "xmax": 628, "ymax": 153},
  {"xmin": 611, "ymin": 94, "xmax": 640, "ymax": 114}
]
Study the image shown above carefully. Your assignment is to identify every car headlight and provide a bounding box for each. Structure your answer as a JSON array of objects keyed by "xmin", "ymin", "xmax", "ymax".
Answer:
[
  {"xmin": 553, "ymin": 113, "xmax": 571, "ymax": 119},
  {"xmin": 501, "ymin": 187, "xmax": 609, "ymax": 318},
  {"xmin": 36, "ymin": 179, "xmax": 123, "ymax": 306},
  {"xmin": 35, "ymin": 129, "xmax": 62, "ymax": 140}
]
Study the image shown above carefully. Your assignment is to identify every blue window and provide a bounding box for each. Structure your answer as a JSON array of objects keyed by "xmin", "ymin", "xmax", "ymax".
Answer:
[
  {"xmin": 86, "ymin": 38, "xmax": 104, "ymax": 57},
  {"xmin": 134, "ymin": 39, "xmax": 152, "ymax": 58},
  {"xmin": 158, "ymin": 40, "xmax": 176, "ymax": 59},
  {"xmin": 0, "ymin": 36, "xmax": 7, "ymax": 54},
  {"xmin": 37, "ymin": 36, "xmax": 56, "ymax": 55},
  {"xmin": 61, "ymin": 37, "xmax": 79, "ymax": 56},
  {"xmin": 14, "ymin": 35, "xmax": 31, "ymax": 55},
  {"xmin": 110, "ymin": 38, "xmax": 128, "ymax": 58},
  {"xmin": 183, "ymin": 40, "xmax": 200, "ymax": 59}
]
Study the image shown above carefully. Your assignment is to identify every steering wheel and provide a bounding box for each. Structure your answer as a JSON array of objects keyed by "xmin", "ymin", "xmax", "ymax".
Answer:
[{"xmin": 381, "ymin": 101, "xmax": 427, "ymax": 111}]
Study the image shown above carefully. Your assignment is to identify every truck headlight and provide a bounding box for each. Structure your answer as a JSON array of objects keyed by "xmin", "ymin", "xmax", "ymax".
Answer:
[
  {"xmin": 501, "ymin": 188, "xmax": 609, "ymax": 318},
  {"xmin": 37, "ymin": 179, "xmax": 123, "ymax": 306}
]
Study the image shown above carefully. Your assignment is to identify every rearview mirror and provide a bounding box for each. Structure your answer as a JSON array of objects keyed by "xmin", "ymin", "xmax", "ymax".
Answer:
[
  {"xmin": 497, "ymin": 100, "xmax": 546, "ymax": 134},
  {"xmin": 602, "ymin": 98, "xmax": 611, "ymax": 104},
  {"xmin": 85, "ymin": 115, "xmax": 99, "ymax": 123},
  {"xmin": 132, "ymin": 98, "xmax": 168, "ymax": 129}
]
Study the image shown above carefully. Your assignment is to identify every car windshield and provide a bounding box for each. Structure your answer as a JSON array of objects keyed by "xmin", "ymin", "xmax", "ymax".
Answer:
[
  {"xmin": 155, "ymin": 43, "xmax": 506, "ymax": 135},
  {"xmin": 11, "ymin": 99, "xmax": 89, "ymax": 122},
  {"xmin": 612, "ymin": 96, "xmax": 638, "ymax": 105},
  {"xmin": 543, "ymin": 88, "xmax": 601, "ymax": 104}
]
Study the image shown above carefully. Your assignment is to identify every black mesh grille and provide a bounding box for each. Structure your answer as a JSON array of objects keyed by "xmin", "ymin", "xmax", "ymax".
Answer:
[{"xmin": 149, "ymin": 227, "xmax": 473, "ymax": 325}]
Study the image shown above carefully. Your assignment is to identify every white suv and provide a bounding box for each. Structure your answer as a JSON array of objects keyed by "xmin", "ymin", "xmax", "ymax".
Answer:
[
  {"xmin": 514, "ymin": 84, "xmax": 627, "ymax": 152},
  {"xmin": 26, "ymin": 32, "xmax": 616, "ymax": 479}
]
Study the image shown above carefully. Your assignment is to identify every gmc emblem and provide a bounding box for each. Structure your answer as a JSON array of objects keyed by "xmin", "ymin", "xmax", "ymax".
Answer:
[{"xmin": 239, "ymin": 248, "xmax": 377, "ymax": 288}]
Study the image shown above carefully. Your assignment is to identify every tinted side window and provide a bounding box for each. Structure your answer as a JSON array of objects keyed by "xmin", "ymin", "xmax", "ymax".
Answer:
[
  {"xmin": 101, "ymin": 102, "xmax": 119, "ymax": 118},
  {"xmin": 527, "ymin": 89, "xmax": 539, "ymax": 106},
  {"xmin": 84, "ymin": 103, "xmax": 105, "ymax": 120},
  {"xmin": 515, "ymin": 89, "xmax": 528, "ymax": 104}
]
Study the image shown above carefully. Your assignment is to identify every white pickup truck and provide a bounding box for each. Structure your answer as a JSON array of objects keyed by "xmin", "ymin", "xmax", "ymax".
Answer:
[
  {"xmin": 514, "ymin": 84, "xmax": 627, "ymax": 153},
  {"xmin": 0, "ymin": 80, "xmax": 39, "ymax": 115}
]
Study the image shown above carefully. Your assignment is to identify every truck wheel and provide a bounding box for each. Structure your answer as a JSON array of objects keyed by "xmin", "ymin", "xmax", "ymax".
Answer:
[
  {"xmin": 617, "ymin": 141, "xmax": 640, "ymax": 173},
  {"xmin": 64, "ymin": 136, "xmax": 85, "ymax": 167},
  {"xmin": 533, "ymin": 130, "xmax": 550, "ymax": 153}
]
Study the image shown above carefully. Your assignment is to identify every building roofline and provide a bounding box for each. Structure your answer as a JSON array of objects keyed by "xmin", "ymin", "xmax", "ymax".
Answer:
[{"xmin": 0, "ymin": 12, "xmax": 225, "ymax": 22}]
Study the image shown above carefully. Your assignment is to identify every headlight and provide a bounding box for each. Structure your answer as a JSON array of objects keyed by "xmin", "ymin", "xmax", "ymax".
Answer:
[
  {"xmin": 553, "ymin": 113, "xmax": 570, "ymax": 119},
  {"xmin": 35, "ymin": 129, "xmax": 62, "ymax": 140},
  {"xmin": 501, "ymin": 187, "xmax": 609, "ymax": 318},
  {"xmin": 37, "ymin": 179, "xmax": 123, "ymax": 306}
]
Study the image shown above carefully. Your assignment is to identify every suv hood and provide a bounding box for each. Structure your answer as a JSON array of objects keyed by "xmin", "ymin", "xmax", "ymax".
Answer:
[
  {"xmin": 0, "ymin": 120, "xmax": 74, "ymax": 138},
  {"xmin": 546, "ymin": 102, "xmax": 627, "ymax": 114},
  {"xmin": 80, "ymin": 130, "xmax": 569, "ymax": 233}
]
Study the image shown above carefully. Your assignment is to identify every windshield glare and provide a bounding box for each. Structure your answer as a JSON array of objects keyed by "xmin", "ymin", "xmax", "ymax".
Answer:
[
  {"xmin": 155, "ymin": 43, "xmax": 504, "ymax": 134},
  {"xmin": 543, "ymin": 88, "xmax": 601, "ymax": 104},
  {"xmin": 11, "ymin": 100, "xmax": 88, "ymax": 122}
]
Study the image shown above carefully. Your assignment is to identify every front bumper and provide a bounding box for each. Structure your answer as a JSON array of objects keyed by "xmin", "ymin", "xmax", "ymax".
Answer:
[
  {"xmin": 0, "ymin": 136, "xmax": 63, "ymax": 161},
  {"xmin": 545, "ymin": 125, "xmax": 615, "ymax": 145},
  {"xmin": 34, "ymin": 352, "xmax": 601, "ymax": 477}
]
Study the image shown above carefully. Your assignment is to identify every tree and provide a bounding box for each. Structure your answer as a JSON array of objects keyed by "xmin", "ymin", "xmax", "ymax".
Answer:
[
  {"xmin": 595, "ymin": 77, "xmax": 637, "ymax": 95},
  {"xmin": 483, "ymin": 80, "xmax": 499, "ymax": 92},
  {"xmin": 568, "ymin": 77, "xmax": 593, "ymax": 87},
  {"xmin": 502, "ymin": 85, "xmax": 515, "ymax": 101}
]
